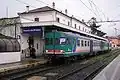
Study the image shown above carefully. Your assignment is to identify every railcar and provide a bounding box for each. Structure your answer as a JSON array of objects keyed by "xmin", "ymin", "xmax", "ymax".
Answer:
[{"xmin": 45, "ymin": 31, "xmax": 110, "ymax": 62}]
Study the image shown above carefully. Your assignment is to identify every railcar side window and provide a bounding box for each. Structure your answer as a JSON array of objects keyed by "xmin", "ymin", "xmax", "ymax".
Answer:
[
  {"xmin": 88, "ymin": 41, "xmax": 89, "ymax": 46},
  {"xmin": 85, "ymin": 41, "xmax": 87, "ymax": 46},
  {"xmin": 81, "ymin": 40, "xmax": 84, "ymax": 47},
  {"xmin": 77, "ymin": 40, "xmax": 80, "ymax": 46}
]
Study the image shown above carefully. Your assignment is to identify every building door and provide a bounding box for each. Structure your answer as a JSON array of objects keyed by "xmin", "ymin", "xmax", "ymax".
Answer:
[
  {"xmin": 28, "ymin": 36, "xmax": 34, "ymax": 48},
  {"xmin": 34, "ymin": 36, "xmax": 44, "ymax": 56}
]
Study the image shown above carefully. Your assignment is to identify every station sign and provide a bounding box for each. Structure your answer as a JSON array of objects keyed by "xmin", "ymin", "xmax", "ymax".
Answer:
[{"xmin": 22, "ymin": 26, "xmax": 42, "ymax": 34}]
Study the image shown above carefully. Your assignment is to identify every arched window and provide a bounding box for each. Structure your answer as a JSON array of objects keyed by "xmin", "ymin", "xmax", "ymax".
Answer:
[
  {"xmin": 3, "ymin": 39, "xmax": 13, "ymax": 52},
  {"xmin": 11, "ymin": 39, "xmax": 21, "ymax": 52},
  {"xmin": 0, "ymin": 39, "xmax": 6, "ymax": 52}
]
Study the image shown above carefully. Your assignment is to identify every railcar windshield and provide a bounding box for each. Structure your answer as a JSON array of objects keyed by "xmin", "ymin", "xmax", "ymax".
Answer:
[{"xmin": 45, "ymin": 37, "xmax": 70, "ymax": 45}]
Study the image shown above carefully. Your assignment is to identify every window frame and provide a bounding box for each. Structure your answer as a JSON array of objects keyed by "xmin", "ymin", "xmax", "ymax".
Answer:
[
  {"xmin": 85, "ymin": 41, "xmax": 87, "ymax": 46},
  {"xmin": 77, "ymin": 39, "xmax": 80, "ymax": 46},
  {"xmin": 56, "ymin": 17, "xmax": 60, "ymax": 22},
  {"xmin": 34, "ymin": 18, "xmax": 39, "ymax": 22},
  {"xmin": 75, "ymin": 24, "xmax": 76, "ymax": 28},
  {"xmin": 81, "ymin": 40, "xmax": 84, "ymax": 47}
]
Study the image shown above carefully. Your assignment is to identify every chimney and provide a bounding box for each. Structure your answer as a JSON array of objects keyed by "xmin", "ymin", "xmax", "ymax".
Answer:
[
  {"xmin": 26, "ymin": 6, "xmax": 29, "ymax": 12},
  {"xmin": 65, "ymin": 9, "xmax": 67, "ymax": 14},
  {"xmin": 82, "ymin": 19, "xmax": 84, "ymax": 23},
  {"xmin": 72, "ymin": 15, "xmax": 74, "ymax": 18},
  {"xmin": 52, "ymin": 2, "xmax": 55, "ymax": 9}
]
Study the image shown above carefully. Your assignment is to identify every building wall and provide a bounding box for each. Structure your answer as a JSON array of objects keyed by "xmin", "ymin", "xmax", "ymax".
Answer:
[
  {"xmin": 71, "ymin": 19, "xmax": 91, "ymax": 33},
  {"xmin": 56, "ymin": 12, "xmax": 91, "ymax": 34},
  {"xmin": 56, "ymin": 12, "xmax": 71, "ymax": 26},
  {"xmin": 20, "ymin": 11, "xmax": 56, "ymax": 23},
  {"xmin": 20, "ymin": 10, "xmax": 91, "ymax": 34},
  {"xmin": 110, "ymin": 38, "xmax": 120, "ymax": 48}
]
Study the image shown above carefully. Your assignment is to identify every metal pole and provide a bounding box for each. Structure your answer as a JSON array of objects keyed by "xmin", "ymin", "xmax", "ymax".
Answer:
[
  {"xmin": 114, "ymin": 28, "xmax": 117, "ymax": 36},
  {"xmin": 15, "ymin": 20, "xmax": 17, "ymax": 39}
]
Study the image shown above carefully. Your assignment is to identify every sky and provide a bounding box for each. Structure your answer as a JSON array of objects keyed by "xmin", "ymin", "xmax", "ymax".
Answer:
[{"xmin": 0, "ymin": 0, "xmax": 120, "ymax": 36}]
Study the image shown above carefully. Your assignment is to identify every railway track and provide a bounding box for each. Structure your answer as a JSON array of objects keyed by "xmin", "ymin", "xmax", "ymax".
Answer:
[
  {"xmin": 56, "ymin": 61, "xmax": 103, "ymax": 80},
  {"xmin": 55, "ymin": 49, "xmax": 120, "ymax": 80},
  {"xmin": 0, "ymin": 64, "xmax": 63, "ymax": 80},
  {"xmin": 0, "ymin": 49, "xmax": 120, "ymax": 80}
]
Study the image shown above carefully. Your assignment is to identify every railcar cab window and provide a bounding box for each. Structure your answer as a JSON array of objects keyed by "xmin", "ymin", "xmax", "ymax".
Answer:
[
  {"xmin": 55, "ymin": 38, "xmax": 59, "ymax": 44},
  {"xmin": 45, "ymin": 38, "xmax": 53, "ymax": 45},
  {"xmin": 45, "ymin": 38, "xmax": 70, "ymax": 45}
]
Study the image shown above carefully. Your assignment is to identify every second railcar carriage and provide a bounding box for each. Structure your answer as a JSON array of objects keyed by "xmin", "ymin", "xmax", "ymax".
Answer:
[{"xmin": 45, "ymin": 31, "xmax": 110, "ymax": 61}]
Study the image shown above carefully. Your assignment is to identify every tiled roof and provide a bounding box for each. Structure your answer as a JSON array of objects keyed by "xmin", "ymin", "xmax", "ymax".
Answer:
[{"xmin": 20, "ymin": 6, "xmax": 54, "ymax": 14}]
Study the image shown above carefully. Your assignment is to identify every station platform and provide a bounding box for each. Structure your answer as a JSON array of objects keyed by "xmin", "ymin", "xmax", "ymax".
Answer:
[
  {"xmin": 0, "ymin": 57, "xmax": 47, "ymax": 74},
  {"xmin": 93, "ymin": 54, "xmax": 120, "ymax": 80}
]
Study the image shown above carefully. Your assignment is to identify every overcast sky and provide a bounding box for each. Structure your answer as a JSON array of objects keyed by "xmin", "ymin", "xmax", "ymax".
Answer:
[{"xmin": 0, "ymin": 0, "xmax": 120, "ymax": 36}]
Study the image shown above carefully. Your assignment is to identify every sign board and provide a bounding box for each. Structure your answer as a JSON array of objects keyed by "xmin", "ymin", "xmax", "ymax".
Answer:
[{"xmin": 22, "ymin": 26, "xmax": 42, "ymax": 34}]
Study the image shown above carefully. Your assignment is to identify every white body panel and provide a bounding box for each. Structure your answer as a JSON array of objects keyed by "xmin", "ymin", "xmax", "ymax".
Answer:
[
  {"xmin": 93, "ymin": 46, "xmax": 101, "ymax": 52},
  {"xmin": 76, "ymin": 47, "xmax": 90, "ymax": 53}
]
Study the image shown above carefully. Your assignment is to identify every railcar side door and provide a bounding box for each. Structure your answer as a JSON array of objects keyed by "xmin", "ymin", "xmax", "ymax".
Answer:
[{"xmin": 90, "ymin": 40, "xmax": 93, "ymax": 55}]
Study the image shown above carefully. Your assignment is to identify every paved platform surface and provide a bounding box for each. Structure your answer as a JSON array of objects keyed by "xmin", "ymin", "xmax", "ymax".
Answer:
[
  {"xmin": 0, "ymin": 57, "xmax": 47, "ymax": 73},
  {"xmin": 93, "ymin": 54, "xmax": 120, "ymax": 80}
]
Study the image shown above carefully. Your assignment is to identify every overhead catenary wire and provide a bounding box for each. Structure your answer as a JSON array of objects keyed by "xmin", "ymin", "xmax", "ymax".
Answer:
[
  {"xmin": 15, "ymin": 0, "xmax": 37, "ymax": 8},
  {"xmin": 35, "ymin": 0, "xmax": 50, "ymax": 6},
  {"xmin": 86, "ymin": 20, "xmax": 120, "ymax": 23},
  {"xmin": 79, "ymin": 0, "xmax": 98, "ymax": 18},
  {"xmin": 88, "ymin": 0, "xmax": 107, "ymax": 21},
  {"xmin": 88, "ymin": 0, "xmax": 102, "ymax": 21}
]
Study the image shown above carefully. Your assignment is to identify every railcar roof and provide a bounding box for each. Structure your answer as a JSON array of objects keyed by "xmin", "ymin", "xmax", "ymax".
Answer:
[{"xmin": 46, "ymin": 31, "xmax": 109, "ymax": 42}]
